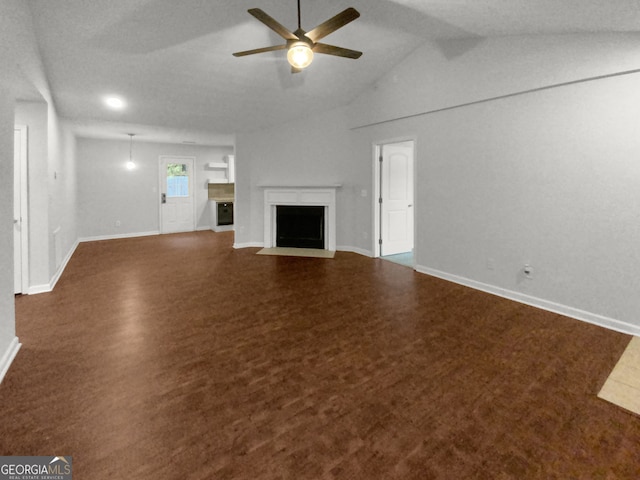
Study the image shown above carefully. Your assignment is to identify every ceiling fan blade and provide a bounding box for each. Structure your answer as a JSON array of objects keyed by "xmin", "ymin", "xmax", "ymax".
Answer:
[
  {"xmin": 313, "ymin": 43, "xmax": 362, "ymax": 59},
  {"xmin": 233, "ymin": 44, "xmax": 287, "ymax": 57},
  {"xmin": 305, "ymin": 7, "xmax": 360, "ymax": 43},
  {"xmin": 248, "ymin": 8, "xmax": 298, "ymax": 41}
]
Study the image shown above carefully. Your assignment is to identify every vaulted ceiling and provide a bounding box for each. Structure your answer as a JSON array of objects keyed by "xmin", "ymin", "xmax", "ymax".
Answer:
[{"xmin": 26, "ymin": 0, "xmax": 640, "ymax": 144}]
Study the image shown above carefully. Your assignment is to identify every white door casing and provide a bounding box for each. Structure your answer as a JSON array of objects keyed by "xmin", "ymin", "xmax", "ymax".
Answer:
[
  {"xmin": 159, "ymin": 156, "xmax": 195, "ymax": 234},
  {"xmin": 14, "ymin": 125, "xmax": 29, "ymax": 294},
  {"xmin": 379, "ymin": 141, "xmax": 414, "ymax": 256}
]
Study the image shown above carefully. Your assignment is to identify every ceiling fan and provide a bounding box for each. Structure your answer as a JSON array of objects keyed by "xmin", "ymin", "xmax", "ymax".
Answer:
[{"xmin": 233, "ymin": 0, "xmax": 362, "ymax": 73}]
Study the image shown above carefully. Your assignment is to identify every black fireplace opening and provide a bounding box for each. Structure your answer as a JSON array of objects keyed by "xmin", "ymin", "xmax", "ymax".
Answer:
[{"xmin": 276, "ymin": 205, "xmax": 325, "ymax": 249}]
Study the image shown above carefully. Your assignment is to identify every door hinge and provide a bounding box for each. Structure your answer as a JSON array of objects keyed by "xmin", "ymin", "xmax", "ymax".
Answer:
[
  {"xmin": 378, "ymin": 238, "xmax": 383, "ymax": 245},
  {"xmin": 379, "ymin": 155, "xmax": 383, "ymax": 163},
  {"xmin": 378, "ymin": 197, "xmax": 383, "ymax": 204}
]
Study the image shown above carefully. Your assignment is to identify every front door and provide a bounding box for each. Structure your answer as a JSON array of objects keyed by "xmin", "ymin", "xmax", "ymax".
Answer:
[
  {"xmin": 160, "ymin": 156, "xmax": 195, "ymax": 234},
  {"xmin": 380, "ymin": 141, "xmax": 414, "ymax": 256}
]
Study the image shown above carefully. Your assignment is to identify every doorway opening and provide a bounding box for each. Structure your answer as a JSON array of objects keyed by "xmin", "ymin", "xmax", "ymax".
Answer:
[
  {"xmin": 374, "ymin": 140, "xmax": 415, "ymax": 267},
  {"xmin": 14, "ymin": 125, "xmax": 29, "ymax": 294}
]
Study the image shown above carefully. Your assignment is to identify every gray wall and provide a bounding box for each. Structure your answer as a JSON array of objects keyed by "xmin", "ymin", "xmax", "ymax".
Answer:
[
  {"xmin": 235, "ymin": 33, "xmax": 640, "ymax": 335},
  {"xmin": 234, "ymin": 107, "xmax": 366, "ymax": 251},
  {"xmin": 13, "ymin": 102, "xmax": 77, "ymax": 293},
  {"xmin": 1, "ymin": 0, "xmax": 79, "ymax": 375},
  {"xmin": 77, "ymin": 137, "xmax": 233, "ymax": 238},
  {"xmin": 48, "ymin": 115, "xmax": 78, "ymax": 279},
  {"xmin": 0, "ymin": 90, "xmax": 17, "ymax": 371},
  {"xmin": 353, "ymin": 71, "xmax": 640, "ymax": 334}
]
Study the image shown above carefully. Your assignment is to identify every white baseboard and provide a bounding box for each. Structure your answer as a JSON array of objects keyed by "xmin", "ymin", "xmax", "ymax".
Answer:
[
  {"xmin": 79, "ymin": 231, "xmax": 160, "ymax": 243},
  {"xmin": 416, "ymin": 265, "xmax": 640, "ymax": 337},
  {"xmin": 337, "ymin": 245, "xmax": 374, "ymax": 257},
  {"xmin": 28, "ymin": 283, "xmax": 52, "ymax": 295},
  {"xmin": 234, "ymin": 242, "xmax": 264, "ymax": 249},
  {"xmin": 49, "ymin": 238, "xmax": 79, "ymax": 291},
  {"xmin": 196, "ymin": 225, "xmax": 212, "ymax": 232},
  {"xmin": 212, "ymin": 225, "xmax": 234, "ymax": 233},
  {"xmin": 0, "ymin": 337, "xmax": 21, "ymax": 384},
  {"xmin": 28, "ymin": 239, "xmax": 80, "ymax": 294}
]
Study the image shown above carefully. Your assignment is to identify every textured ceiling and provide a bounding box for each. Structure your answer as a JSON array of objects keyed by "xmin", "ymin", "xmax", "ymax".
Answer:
[{"xmin": 26, "ymin": 0, "xmax": 640, "ymax": 145}]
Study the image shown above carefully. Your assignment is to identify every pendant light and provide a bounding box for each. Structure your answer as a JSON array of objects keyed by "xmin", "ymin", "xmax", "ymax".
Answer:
[{"xmin": 126, "ymin": 133, "xmax": 136, "ymax": 170}]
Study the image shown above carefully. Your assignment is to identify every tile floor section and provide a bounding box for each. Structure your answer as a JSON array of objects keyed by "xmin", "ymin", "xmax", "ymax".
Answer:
[
  {"xmin": 599, "ymin": 336, "xmax": 640, "ymax": 415},
  {"xmin": 381, "ymin": 251, "xmax": 414, "ymax": 267}
]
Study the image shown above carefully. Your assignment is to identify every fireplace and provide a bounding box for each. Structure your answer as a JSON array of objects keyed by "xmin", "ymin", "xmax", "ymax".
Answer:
[
  {"xmin": 262, "ymin": 186, "xmax": 339, "ymax": 251},
  {"xmin": 276, "ymin": 205, "xmax": 325, "ymax": 249}
]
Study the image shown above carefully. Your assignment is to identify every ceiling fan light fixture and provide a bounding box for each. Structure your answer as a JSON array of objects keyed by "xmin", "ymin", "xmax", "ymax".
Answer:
[
  {"xmin": 234, "ymin": 4, "xmax": 361, "ymax": 71},
  {"xmin": 287, "ymin": 42, "xmax": 314, "ymax": 69}
]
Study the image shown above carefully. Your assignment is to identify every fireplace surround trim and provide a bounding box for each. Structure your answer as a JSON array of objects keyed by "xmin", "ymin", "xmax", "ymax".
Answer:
[{"xmin": 262, "ymin": 186, "xmax": 339, "ymax": 251}]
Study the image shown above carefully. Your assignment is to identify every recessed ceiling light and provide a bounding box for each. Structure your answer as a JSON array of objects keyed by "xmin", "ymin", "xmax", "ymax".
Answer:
[{"xmin": 104, "ymin": 96, "xmax": 126, "ymax": 110}]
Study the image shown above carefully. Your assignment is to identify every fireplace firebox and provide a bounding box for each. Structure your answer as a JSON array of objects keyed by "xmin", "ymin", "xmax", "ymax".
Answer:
[{"xmin": 276, "ymin": 205, "xmax": 325, "ymax": 249}]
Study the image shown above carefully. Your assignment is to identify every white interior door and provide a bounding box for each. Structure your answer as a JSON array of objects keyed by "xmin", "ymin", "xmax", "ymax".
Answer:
[
  {"xmin": 380, "ymin": 141, "xmax": 414, "ymax": 256},
  {"xmin": 14, "ymin": 126, "xmax": 28, "ymax": 294},
  {"xmin": 160, "ymin": 156, "xmax": 195, "ymax": 234}
]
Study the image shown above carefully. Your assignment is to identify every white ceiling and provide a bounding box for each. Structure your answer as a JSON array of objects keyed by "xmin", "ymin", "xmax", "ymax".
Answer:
[{"xmin": 26, "ymin": 0, "xmax": 640, "ymax": 145}]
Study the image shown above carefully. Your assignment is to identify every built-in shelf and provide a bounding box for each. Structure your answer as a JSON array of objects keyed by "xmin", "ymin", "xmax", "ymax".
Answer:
[
  {"xmin": 205, "ymin": 155, "xmax": 235, "ymax": 183},
  {"xmin": 206, "ymin": 162, "xmax": 228, "ymax": 169}
]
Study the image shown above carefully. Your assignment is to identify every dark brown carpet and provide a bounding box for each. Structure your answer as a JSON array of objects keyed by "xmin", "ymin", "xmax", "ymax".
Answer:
[{"xmin": 1, "ymin": 231, "xmax": 639, "ymax": 479}]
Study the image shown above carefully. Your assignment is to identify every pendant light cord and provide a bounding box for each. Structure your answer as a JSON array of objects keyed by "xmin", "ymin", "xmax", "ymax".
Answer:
[
  {"xmin": 128, "ymin": 133, "xmax": 134, "ymax": 161},
  {"xmin": 297, "ymin": 0, "xmax": 301, "ymax": 29}
]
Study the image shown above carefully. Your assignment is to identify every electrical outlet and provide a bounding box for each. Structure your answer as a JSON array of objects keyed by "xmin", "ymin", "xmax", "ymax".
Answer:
[
  {"xmin": 115, "ymin": 220, "xmax": 121, "ymax": 227},
  {"xmin": 486, "ymin": 257, "xmax": 495, "ymax": 270},
  {"xmin": 523, "ymin": 264, "xmax": 533, "ymax": 279}
]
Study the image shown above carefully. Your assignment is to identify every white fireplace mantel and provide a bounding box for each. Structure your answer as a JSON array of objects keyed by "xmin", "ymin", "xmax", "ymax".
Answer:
[{"xmin": 262, "ymin": 186, "xmax": 339, "ymax": 251}]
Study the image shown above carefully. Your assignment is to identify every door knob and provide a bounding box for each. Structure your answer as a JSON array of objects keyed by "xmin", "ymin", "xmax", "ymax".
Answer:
[{"xmin": 161, "ymin": 193, "xmax": 166, "ymax": 204}]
